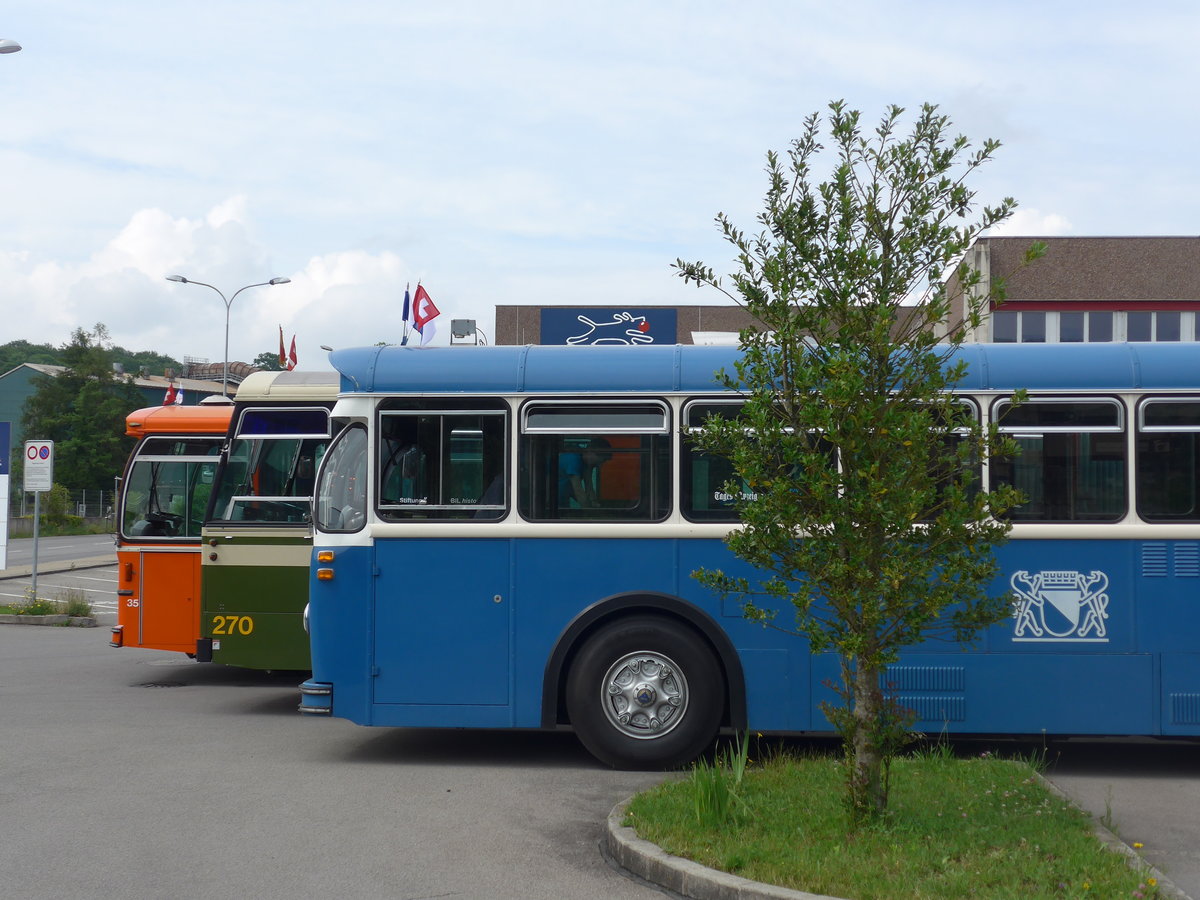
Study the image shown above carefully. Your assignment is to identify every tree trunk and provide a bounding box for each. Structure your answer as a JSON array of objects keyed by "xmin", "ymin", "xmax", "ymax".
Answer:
[{"xmin": 849, "ymin": 662, "xmax": 887, "ymax": 823}]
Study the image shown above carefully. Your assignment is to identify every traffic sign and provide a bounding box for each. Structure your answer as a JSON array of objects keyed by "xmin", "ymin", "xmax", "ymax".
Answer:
[{"xmin": 24, "ymin": 440, "xmax": 54, "ymax": 492}]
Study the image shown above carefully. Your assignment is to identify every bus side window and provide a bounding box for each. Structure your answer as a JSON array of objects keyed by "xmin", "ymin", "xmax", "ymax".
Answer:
[
  {"xmin": 377, "ymin": 409, "xmax": 507, "ymax": 520},
  {"xmin": 1137, "ymin": 399, "xmax": 1200, "ymax": 521},
  {"xmin": 518, "ymin": 402, "xmax": 670, "ymax": 523},
  {"xmin": 992, "ymin": 398, "xmax": 1126, "ymax": 522}
]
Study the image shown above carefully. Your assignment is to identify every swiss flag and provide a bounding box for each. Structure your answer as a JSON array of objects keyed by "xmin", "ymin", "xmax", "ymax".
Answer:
[{"xmin": 413, "ymin": 284, "xmax": 441, "ymax": 346}]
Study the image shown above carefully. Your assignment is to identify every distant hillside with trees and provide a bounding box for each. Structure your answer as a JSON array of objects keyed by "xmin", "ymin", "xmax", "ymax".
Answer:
[{"xmin": 1, "ymin": 338, "xmax": 183, "ymax": 377}]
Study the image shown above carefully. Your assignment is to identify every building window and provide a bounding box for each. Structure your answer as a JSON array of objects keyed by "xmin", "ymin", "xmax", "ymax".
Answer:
[
  {"xmin": 1157, "ymin": 311, "xmax": 1181, "ymax": 341},
  {"xmin": 992, "ymin": 310, "xmax": 1017, "ymax": 343},
  {"xmin": 1089, "ymin": 311, "xmax": 1113, "ymax": 342},
  {"xmin": 1060, "ymin": 312, "xmax": 1085, "ymax": 342},
  {"xmin": 1022, "ymin": 311, "xmax": 1046, "ymax": 342},
  {"xmin": 990, "ymin": 309, "xmax": 1194, "ymax": 343},
  {"xmin": 1127, "ymin": 311, "xmax": 1152, "ymax": 341}
]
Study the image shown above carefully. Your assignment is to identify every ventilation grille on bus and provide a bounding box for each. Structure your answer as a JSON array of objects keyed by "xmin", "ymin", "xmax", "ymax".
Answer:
[
  {"xmin": 886, "ymin": 665, "xmax": 966, "ymax": 723},
  {"xmin": 1141, "ymin": 542, "xmax": 1200, "ymax": 578},
  {"xmin": 1170, "ymin": 693, "xmax": 1200, "ymax": 725}
]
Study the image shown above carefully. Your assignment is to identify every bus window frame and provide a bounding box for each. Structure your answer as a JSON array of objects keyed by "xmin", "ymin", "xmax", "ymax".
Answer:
[
  {"xmin": 375, "ymin": 406, "xmax": 510, "ymax": 518},
  {"xmin": 207, "ymin": 406, "xmax": 334, "ymax": 525},
  {"xmin": 991, "ymin": 394, "xmax": 1127, "ymax": 523},
  {"xmin": 233, "ymin": 406, "xmax": 332, "ymax": 440},
  {"xmin": 518, "ymin": 398, "xmax": 672, "ymax": 523},
  {"xmin": 314, "ymin": 424, "xmax": 369, "ymax": 534},
  {"xmin": 1135, "ymin": 395, "xmax": 1200, "ymax": 522},
  {"xmin": 120, "ymin": 440, "xmax": 224, "ymax": 541}
]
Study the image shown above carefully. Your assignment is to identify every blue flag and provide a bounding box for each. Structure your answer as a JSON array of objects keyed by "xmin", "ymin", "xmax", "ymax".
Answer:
[{"xmin": 401, "ymin": 285, "xmax": 411, "ymax": 323}]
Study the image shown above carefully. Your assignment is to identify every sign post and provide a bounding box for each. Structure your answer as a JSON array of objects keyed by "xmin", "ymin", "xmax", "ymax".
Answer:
[
  {"xmin": 0, "ymin": 422, "xmax": 10, "ymax": 572},
  {"xmin": 23, "ymin": 440, "xmax": 54, "ymax": 600}
]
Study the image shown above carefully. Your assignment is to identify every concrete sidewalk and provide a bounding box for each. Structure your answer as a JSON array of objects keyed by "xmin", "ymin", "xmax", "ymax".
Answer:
[{"xmin": 0, "ymin": 555, "xmax": 115, "ymax": 580}]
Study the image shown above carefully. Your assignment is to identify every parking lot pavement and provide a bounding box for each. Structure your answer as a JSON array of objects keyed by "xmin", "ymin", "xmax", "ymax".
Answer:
[
  {"xmin": 0, "ymin": 624, "xmax": 669, "ymax": 900},
  {"xmin": 0, "ymin": 563, "xmax": 119, "ymax": 614}
]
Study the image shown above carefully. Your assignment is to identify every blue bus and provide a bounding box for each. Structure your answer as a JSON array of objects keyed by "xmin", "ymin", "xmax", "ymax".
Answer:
[{"xmin": 300, "ymin": 342, "xmax": 1200, "ymax": 768}]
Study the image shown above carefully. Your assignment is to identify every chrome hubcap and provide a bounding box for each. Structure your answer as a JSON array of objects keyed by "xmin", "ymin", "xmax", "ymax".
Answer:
[{"xmin": 601, "ymin": 651, "xmax": 688, "ymax": 740}]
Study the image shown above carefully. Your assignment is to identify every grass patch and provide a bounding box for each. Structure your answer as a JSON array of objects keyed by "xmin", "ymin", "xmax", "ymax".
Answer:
[
  {"xmin": 0, "ymin": 587, "xmax": 93, "ymax": 618},
  {"xmin": 625, "ymin": 743, "xmax": 1162, "ymax": 899}
]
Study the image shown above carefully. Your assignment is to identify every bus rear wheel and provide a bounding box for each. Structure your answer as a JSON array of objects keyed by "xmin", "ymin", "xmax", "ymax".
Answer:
[{"xmin": 566, "ymin": 616, "xmax": 723, "ymax": 769}]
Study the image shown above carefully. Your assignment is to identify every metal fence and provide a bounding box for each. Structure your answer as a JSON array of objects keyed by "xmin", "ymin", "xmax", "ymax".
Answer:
[{"xmin": 7, "ymin": 488, "xmax": 116, "ymax": 520}]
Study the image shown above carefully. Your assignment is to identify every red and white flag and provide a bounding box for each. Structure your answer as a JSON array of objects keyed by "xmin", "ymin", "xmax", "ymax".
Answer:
[
  {"xmin": 412, "ymin": 284, "xmax": 441, "ymax": 346},
  {"xmin": 163, "ymin": 384, "xmax": 177, "ymax": 405},
  {"xmin": 278, "ymin": 325, "xmax": 287, "ymax": 367},
  {"xmin": 287, "ymin": 336, "xmax": 298, "ymax": 371}
]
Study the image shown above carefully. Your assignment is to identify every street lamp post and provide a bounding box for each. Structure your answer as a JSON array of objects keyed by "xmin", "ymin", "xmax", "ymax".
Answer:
[{"xmin": 165, "ymin": 275, "xmax": 291, "ymax": 396}]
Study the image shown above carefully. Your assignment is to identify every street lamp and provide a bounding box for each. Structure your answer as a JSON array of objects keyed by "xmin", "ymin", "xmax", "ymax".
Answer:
[
  {"xmin": 165, "ymin": 274, "xmax": 291, "ymax": 396},
  {"xmin": 0, "ymin": 39, "xmax": 22, "ymax": 54}
]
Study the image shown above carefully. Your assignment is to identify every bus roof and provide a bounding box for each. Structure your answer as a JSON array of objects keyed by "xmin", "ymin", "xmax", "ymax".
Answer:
[
  {"xmin": 234, "ymin": 370, "xmax": 341, "ymax": 402},
  {"xmin": 125, "ymin": 403, "xmax": 234, "ymax": 438},
  {"xmin": 327, "ymin": 342, "xmax": 1200, "ymax": 396}
]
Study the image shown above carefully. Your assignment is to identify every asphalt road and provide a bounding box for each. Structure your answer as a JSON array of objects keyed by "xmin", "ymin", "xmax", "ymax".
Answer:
[
  {"xmin": 2, "ymin": 533, "xmax": 116, "ymax": 570},
  {"xmin": 2, "ymin": 537, "xmax": 1198, "ymax": 899},
  {"xmin": 0, "ymin": 624, "xmax": 670, "ymax": 900}
]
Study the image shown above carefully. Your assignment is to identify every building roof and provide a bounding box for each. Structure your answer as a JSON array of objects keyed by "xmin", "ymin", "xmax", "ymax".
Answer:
[
  {"xmin": 978, "ymin": 236, "xmax": 1200, "ymax": 301},
  {"xmin": 4, "ymin": 363, "xmax": 227, "ymax": 394}
]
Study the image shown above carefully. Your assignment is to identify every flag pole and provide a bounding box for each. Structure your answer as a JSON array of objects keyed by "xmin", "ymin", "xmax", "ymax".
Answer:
[{"xmin": 401, "ymin": 282, "xmax": 411, "ymax": 346}]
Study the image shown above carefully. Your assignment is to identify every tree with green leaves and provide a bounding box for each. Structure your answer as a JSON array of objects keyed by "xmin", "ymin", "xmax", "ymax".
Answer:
[
  {"xmin": 676, "ymin": 101, "xmax": 1044, "ymax": 824},
  {"xmin": 252, "ymin": 350, "xmax": 285, "ymax": 371},
  {"xmin": 20, "ymin": 324, "xmax": 147, "ymax": 492}
]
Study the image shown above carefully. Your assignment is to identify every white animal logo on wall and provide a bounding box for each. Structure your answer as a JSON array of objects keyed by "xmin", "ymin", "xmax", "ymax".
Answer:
[
  {"xmin": 1011, "ymin": 569, "xmax": 1110, "ymax": 642},
  {"xmin": 565, "ymin": 312, "xmax": 655, "ymax": 346}
]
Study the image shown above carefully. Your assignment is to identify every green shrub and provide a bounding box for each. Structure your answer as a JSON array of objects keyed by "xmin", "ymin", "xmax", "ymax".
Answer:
[
  {"xmin": 58, "ymin": 588, "xmax": 92, "ymax": 618},
  {"xmin": 16, "ymin": 588, "xmax": 58, "ymax": 616}
]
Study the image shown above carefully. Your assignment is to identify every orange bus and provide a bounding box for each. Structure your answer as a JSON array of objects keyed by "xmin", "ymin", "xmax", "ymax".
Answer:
[{"xmin": 110, "ymin": 400, "xmax": 233, "ymax": 655}]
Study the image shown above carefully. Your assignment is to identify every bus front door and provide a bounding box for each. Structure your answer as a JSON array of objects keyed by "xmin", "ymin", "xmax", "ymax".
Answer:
[
  {"xmin": 371, "ymin": 538, "xmax": 511, "ymax": 709},
  {"xmin": 117, "ymin": 547, "xmax": 201, "ymax": 654}
]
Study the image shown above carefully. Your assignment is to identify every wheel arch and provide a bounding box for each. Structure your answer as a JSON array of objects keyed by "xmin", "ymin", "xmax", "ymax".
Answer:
[{"xmin": 540, "ymin": 591, "xmax": 747, "ymax": 731}]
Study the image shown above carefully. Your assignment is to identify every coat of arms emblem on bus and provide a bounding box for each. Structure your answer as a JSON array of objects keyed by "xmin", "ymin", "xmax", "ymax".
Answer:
[
  {"xmin": 565, "ymin": 312, "xmax": 656, "ymax": 346},
  {"xmin": 1010, "ymin": 569, "xmax": 1110, "ymax": 642}
]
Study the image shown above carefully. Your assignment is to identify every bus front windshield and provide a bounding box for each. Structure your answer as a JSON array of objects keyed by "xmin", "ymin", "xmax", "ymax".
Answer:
[
  {"xmin": 207, "ymin": 408, "xmax": 332, "ymax": 525},
  {"xmin": 122, "ymin": 437, "xmax": 222, "ymax": 539},
  {"xmin": 315, "ymin": 425, "xmax": 368, "ymax": 533}
]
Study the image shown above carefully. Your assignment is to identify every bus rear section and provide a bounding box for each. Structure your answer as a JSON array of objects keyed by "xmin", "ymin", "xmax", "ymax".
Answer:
[
  {"xmin": 112, "ymin": 402, "xmax": 232, "ymax": 654},
  {"xmin": 199, "ymin": 371, "xmax": 338, "ymax": 670}
]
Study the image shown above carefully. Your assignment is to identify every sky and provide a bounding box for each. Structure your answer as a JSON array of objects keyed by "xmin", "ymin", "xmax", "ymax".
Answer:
[{"xmin": 2, "ymin": 1, "xmax": 1198, "ymax": 372}]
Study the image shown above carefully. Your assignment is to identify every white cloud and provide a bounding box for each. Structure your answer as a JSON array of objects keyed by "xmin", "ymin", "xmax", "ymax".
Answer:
[
  {"xmin": 989, "ymin": 209, "xmax": 1075, "ymax": 237},
  {"xmin": 4, "ymin": 0, "xmax": 1200, "ymax": 372}
]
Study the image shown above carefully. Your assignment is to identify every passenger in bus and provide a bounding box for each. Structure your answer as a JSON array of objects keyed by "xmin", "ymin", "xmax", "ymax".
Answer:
[{"xmin": 559, "ymin": 437, "xmax": 612, "ymax": 508}]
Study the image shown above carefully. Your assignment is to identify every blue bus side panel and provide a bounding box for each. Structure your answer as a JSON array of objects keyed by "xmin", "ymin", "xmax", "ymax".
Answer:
[
  {"xmin": 1134, "ymin": 541, "xmax": 1200, "ymax": 654},
  {"xmin": 676, "ymin": 540, "xmax": 810, "ymax": 731},
  {"xmin": 309, "ymin": 535, "xmax": 1200, "ymax": 736},
  {"xmin": 809, "ymin": 653, "xmax": 1155, "ymax": 735},
  {"xmin": 1162, "ymin": 654, "xmax": 1200, "ymax": 735},
  {"xmin": 308, "ymin": 545, "xmax": 375, "ymax": 724},
  {"xmin": 510, "ymin": 538, "xmax": 680, "ymax": 727},
  {"xmin": 372, "ymin": 539, "xmax": 511, "ymax": 709}
]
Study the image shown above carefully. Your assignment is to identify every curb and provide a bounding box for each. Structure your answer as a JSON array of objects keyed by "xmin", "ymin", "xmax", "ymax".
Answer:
[
  {"xmin": 1035, "ymin": 773, "xmax": 1194, "ymax": 900},
  {"xmin": 605, "ymin": 796, "xmax": 844, "ymax": 900},
  {"xmin": 0, "ymin": 614, "xmax": 98, "ymax": 627},
  {"xmin": 0, "ymin": 555, "xmax": 115, "ymax": 581},
  {"xmin": 606, "ymin": 782, "xmax": 1194, "ymax": 900}
]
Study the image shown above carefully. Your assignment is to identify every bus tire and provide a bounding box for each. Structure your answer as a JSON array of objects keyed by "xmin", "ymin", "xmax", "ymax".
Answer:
[{"xmin": 565, "ymin": 615, "xmax": 723, "ymax": 770}]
